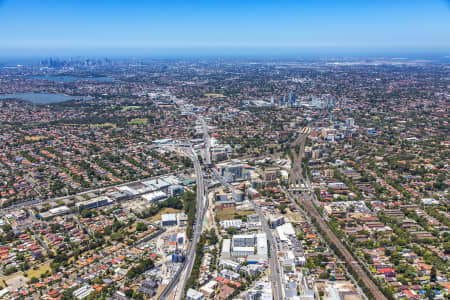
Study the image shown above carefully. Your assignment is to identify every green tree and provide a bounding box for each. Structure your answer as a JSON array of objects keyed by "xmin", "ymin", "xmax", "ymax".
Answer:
[
  {"xmin": 135, "ymin": 222, "xmax": 148, "ymax": 232},
  {"xmin": 430, "ymin": 266, "xmax": 437, "ymax": 282}
]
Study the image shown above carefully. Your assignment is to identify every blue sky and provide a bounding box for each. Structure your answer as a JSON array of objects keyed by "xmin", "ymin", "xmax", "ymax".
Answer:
[{"xmin": 1, "ymin": 0, "xmax": 449, "ymax": 56}]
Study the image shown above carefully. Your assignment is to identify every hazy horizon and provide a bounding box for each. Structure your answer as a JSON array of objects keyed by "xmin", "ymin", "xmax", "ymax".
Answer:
[{"xmin": 0, "ymin": 46, "xmax": 449, "ymax": 62}]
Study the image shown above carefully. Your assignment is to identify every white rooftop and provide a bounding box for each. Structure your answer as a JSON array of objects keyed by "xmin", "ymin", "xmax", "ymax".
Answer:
[{"xmin": 161, "ymin": 213, "xmax": 177, "ymax": 222}]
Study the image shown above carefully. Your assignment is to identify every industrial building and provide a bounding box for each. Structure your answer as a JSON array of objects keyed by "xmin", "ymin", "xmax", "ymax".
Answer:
[{"xmin": 75, "ymin": 196, "xmax": 112, "ymax": 210}]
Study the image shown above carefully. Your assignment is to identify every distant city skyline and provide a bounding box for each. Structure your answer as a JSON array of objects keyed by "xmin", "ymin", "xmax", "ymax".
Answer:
[{"xmin": 1, "ymin": 0, "xmax": 449, "ymax": 56}]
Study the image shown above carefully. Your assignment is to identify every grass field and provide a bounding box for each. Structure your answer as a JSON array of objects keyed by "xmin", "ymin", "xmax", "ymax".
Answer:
[
  {"xmin": 237, "ymin": 210, "xmax": 254, "ymax": 217},
  {"xmin": 89, "ymin": 123, "xmax": 116, "ymax": 128},
  {"xmin": 204, "ymin": 93, "xmax": 225, "ymax": 98},
  {"xmin": 26, "ymin": 261, "xmax": 51, "ymax": 279},
  {"xmin": 0, "ymin": 262, "xmax": 51, "ymax": 288},
  {"xmin": 216, "ymin": 208, "xmax": 254, "ymax": 222},
  {"xmin": 24, "ymin": 136, "xmax": 48, "ymax": 142},
  {"xmin": 215, "ymin": 207, "xmax": 236, "ymax": 221},
  {"xmin": 121, "ymin": 106, "xmax": 141, "ymax": 112},
  {"xmin": 129, "ymin": 118, "xmax": 148, "ymax": 125}
]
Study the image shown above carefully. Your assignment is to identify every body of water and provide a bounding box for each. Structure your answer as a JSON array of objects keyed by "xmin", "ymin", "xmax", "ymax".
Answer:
[
  {"xmin": 29, "ymin": 76, "xmax": 115, "ymax": 82},
  {"xmin": 0, "ymin": 93, "xmax": 93, "ymax": 104}
]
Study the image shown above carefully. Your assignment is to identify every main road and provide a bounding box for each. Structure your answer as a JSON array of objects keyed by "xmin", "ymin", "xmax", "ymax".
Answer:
[
  {"xmin": 159, "ymin": 122, "xmax": 209, "ymax": 300},
  {"xmin": 199, "ymin": 117, "xmax": 211, "ymax": 165}
]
